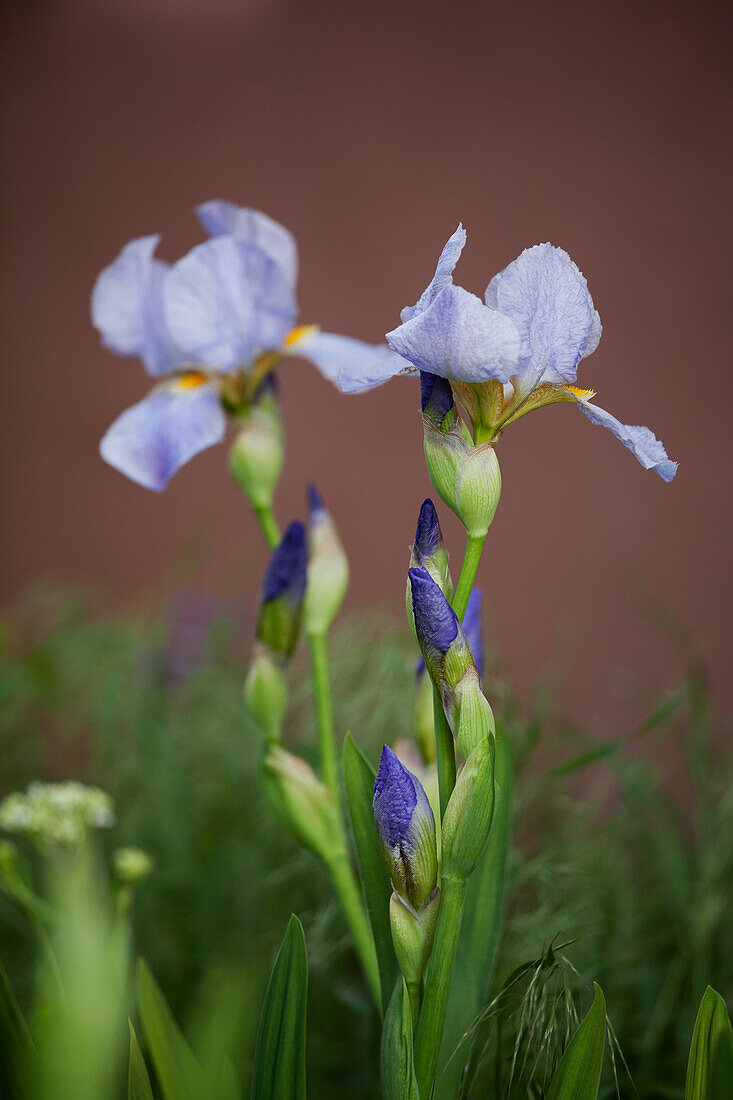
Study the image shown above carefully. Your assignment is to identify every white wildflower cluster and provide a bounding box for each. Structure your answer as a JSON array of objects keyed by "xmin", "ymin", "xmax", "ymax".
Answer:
[
  {"xmin": 0, "ymin": 781, "xmax": 116, "ymax": 847},
  {"xmin": 113, "ymin": 846, "xmax": 153, "ymax": 884}
]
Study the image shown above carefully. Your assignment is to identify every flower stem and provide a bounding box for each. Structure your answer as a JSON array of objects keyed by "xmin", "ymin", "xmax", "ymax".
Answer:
[
  {"xmin": 452, "ymin": 533, "xmax": 486, "ymax": 620},
  {"xmin": 433, "ymin": 691, "xmax": 456, "ymax": 819},
  {"xmin": 414, "ymin": 873, "xmax": 468, "ymax": 1095},
  {"xmin": 307, "ymin": 631, "xmax": 340, "ymax": 808},
  {"xmin": 253, "ymin": 503, "xmax": 281, "ymax": 551},
  {"xmin": 324, "ymin": 849, "xmax": 382, "ymax": 1009}
]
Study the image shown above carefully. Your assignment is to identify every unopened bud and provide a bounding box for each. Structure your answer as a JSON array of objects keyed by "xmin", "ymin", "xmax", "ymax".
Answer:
[
  {"xmin": 453, "ymin": 442, "xmax": 501, "ymax": 538},
  {"xmin": 262, "ymin": 747, "xmax": 342, "ymax": 861},
  {"xmin": 406, "ymin": 499, "xmax": 452, "ymax": 632},
  {"xmin": 373, "ymin": 746, "xmax": 437, "ymax": 909},
  {"xmin": 389, "ymin": 887, "xmax": 440, "ymax": 984},
  {"xmin": 441, "ymin": 736, "xmax": 496, "ymax": 879},
  {"xmin": 229, "ymin": 373, "xmax": 285, "ymax": 510},
  {"xmin": 303, "ymin": 486, "xmax": 349, "ymax": 635},
  {"xmin": 244, "ymin": 643, "xmax": 288, "ymax": 742},
  {"xmin": 256, "ymin": 521, "xmax": 307, "ymax": 658},
  {"xmin": 114, "ymin": 847, "xmax": 153, "ymax": 885}
]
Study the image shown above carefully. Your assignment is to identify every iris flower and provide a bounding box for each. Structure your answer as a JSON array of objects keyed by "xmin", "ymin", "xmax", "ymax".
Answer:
[
  {"xmin": 92, "ymin": 201, "xmax": 404, "ymax": 490},
  {"xmin": 342, "ymin": 226, "xmax": 677, "ymax": 481}
]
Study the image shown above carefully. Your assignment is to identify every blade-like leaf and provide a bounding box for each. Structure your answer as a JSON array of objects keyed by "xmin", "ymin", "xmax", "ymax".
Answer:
[
  {"xmin": 343, "ymin": 732, "xmax": 397, "ymax": 1015},
  {"xmin": 381, "ymin": 977, "xmax": 420, "ymax": 1100},
  {"xmin": 547, "ymin": 983, "xmax": 606, "ymax": 1100},
  {"xmin": 128, "ymin": 1021, "xmax": 154, "ymax": 1100},
  {"xmin": 0, "ymin": 955, "xmax": 33, "ymax": 1098},
  {"xmin": 251, "ymin": 914, "xmax": 308, "ymax": 1100},
  {"xmin": 137, "ymin": 959, "xmax": 206, "ymax": 1100},
  {"xmin": 440, "ymin": 730, "xmax": 512, "ymax": 1092},
  {"xmin": 686, "ymin": 986, "xmax": 733, "ymax": 1100}
]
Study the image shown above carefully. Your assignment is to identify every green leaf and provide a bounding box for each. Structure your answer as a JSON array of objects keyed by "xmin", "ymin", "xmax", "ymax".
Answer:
[
  {"xmin": 380, "ymin": 977, "xmax": 420, "ymax": 1100},
  {"xmin": 127, "ymin": 1022, "xmax": 154, "ymax": 1100},
  {"xmin": 343, "ymin": 732, "xmax": 398, "ymax": 1015},
  {"xmin": 251, "ymin": 914, "xmax": 308, "ymax": 1100},
  {"xmin": 440, "ymin": 730, "xmax": 513, "ymax": 1089},
  {"xmin": 547, "ymin": 983, "xmax": 606, "ymax": 1100},
  {"xmin": 136, "ymin": 959, "xmax": 206, "ymax": 1100},
  {"xmin": 686, "ymin": 986, "xmax": 733, "ymax": 1100},
  {"xmin": 0, "ymin": 955, "xmax": 33, "ymax": 1097}
]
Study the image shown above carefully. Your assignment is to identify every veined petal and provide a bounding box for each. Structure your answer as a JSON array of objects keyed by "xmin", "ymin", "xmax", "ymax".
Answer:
[
  {"xmin": 163, "ymin": 237, "xmax": 297, "ymax": 372},
  {"xmin": 485, "ymin": 243, "xmax": 601, "ymax": 394},
  {"xmin": 576, "ymin": 397, "xmax": 678, "ymax": 481},
  {"xmin": 387, "ymin": 285, "xmax": 520, "ymax": 384},
  {"xmin": 195, "ymin": 201, "xmax": 298, "ymax": 290},
  {"xmin": 91, "ymin": 236, "xmax": 183, "ymax": 377},
  {"xmin": 100, "ymin": 382, "xmax": 226, "ymax": 491},
  {"xmin": 289, "ymin": 329, "xmax": 411, "ymax": 392},
  {"xmin": 401, "ymin": 224, "xmax": 467, "ymax": 323}
]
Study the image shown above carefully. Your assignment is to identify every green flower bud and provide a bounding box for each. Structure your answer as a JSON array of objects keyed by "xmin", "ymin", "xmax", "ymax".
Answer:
[
  {"xmin": 261, "ymin": 747, "xmax": 342, "ymax": 862},
  {"xmin": 423, "ymin": 415, "xmax": 472, "ymax": 516},
  {"xmin": 302, "ymin": 487, "xmax": 349, "ymax": 635},
  {"xmin": 244, "ymin": 643, "xmax": 288, "ymax": 743},
  {"xmin": 452, "ymin": 674, "xmax": 495, "ymax": 758},
  {"xmin": 113, "ymin": 847, "xmax": 153, "ymax": 885},
  {"xmin": 229, "ymin": 374, "xmax": 285, "ymax": 510},
  {"xmin": 441, "ymin": 736, "xmax": 496, "ymax": 880},
  {"xmin": 389, "ymin": 886, "xmax": 440, "ymax": 984},
  {"xmin": 256, "ymin": 522, "xmax": 307, "ymax": 658},
  {"xmin": 453, "ymin": 442, "xmax": 501, "ymax": 538}
]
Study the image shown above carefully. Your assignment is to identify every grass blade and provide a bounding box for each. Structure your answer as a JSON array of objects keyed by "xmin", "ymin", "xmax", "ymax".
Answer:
[
  {"xmin": 343, "ymin": 732, "xmax": 397, "ymax": 1015},
  {"xmin": 251, "ymin": 914, "xmax": 308, "ymax": 1100},
  {"xmin": 128, "ymin": 1021, "xmax": 154, "ymax": 1100},
  {"xmin": 547, "ymin": 983, "xmax": 606, "ymax": 1100},
  {"xmin": 685, "ymin": 986, "xmax": 733, "ymax": 1100},
  {"xmin": 137, "ymin": 959, "xmax": 206, "ymax": 1100}
]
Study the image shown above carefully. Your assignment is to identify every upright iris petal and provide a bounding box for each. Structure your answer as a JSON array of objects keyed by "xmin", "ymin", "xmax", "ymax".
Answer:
[
  {"xmin": 163, "ymin": 236, "xmax": 297, "ymax": 372},
  {"xmin": 99, "ymin": 383, "xmax": 226, "ymax": 492},
  {"xmin": 400, "ymin": 224, "xmax": 467, "ymax": 323},
  {"xmin": 195, "ymin": 201, "xmax": 299, "ymax": 290},
  {"xmin": 373, "ymin": 745, "xmax": 437, "ymax": 908},
  {"xmin": 91, "ymin": 236, "xmax": 183, "ymax": 377},
  {"xmin": 484, "ymin": 243, "xmax": 602, "ymax": 395}
]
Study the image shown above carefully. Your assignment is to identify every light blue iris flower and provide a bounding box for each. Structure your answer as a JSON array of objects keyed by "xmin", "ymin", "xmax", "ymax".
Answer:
[
  {"xmin": 339, "ymin": 226, "xmax": 676, "ymax": 480},
  {"xmin": 93, "ymin": 202, "xmax": 406, "ymax": 491}
]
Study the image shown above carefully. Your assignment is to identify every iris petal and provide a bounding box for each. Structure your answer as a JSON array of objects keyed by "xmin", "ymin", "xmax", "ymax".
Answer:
[
  {"xmin": 485, "ymin": 243, "xmax": 601, "ymax": 395},
  {"xmin": 401, "ymin": 224, "xmax": 467, "ymax": 323},
  {"xmin": 291, "ymin": 330, "xmax": 411, "ymax": 392},
  {"xmin": 163, "ymin": 237, "xmax": 297, "ymax": 372},
  {"xmin": 100, "ymin": 383, "xmax": 226, "ymax": 491},
  {"xmin": 91, "ymin": 236, "xmax": 183, "ymax": 377},
  {"xmin": 195, "ymin": 201, "xmax": 298, "ymax": 290},
  {"xmin": 387, "ymin": 285, "xmax": 520, "ymax": 384},
  {"xmin": 576, "ymin": 399, "xmax": 678, "ymax": 481}
]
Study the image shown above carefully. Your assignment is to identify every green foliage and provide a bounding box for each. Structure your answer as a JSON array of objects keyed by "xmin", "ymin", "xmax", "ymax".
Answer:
[
  {"xmin": 127, "ymin": 1023, "xmax": 154, "ymax": 1100},
  {"xmin": 685, "ymin": 986, "xmax": 733, "ymax": 1100},
  {"xmin": 380, "ymin": 978, "xmax": 420, "ymax": 1100},
  {"xmin": 546, "ymin": 983, "xmax": 606, "ymax": 1100},
  {"xmin": 251, "ymin": 915, "xmax": 308, "ymax": 1100}
]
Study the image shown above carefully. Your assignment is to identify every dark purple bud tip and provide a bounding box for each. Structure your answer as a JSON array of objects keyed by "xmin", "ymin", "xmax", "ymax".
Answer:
[
  {"xmin": 373, "ymin": 745, "xmax": 418, "ymax": 848},
  {"xmin": 462, "ymin": 588, "xmax": 483, "ymax": 678},
  {"xmin": 420, "ymin": 371, "xmax": 454, "ymax": 422},
  {"xmin": 307, "ymin": 483, "xmax": 325, "ymax": 518},
  {"xmin": 253, "ymin": 370, "xmax": 279, "ymax": 403},
  {"xmin": 409, "ymin": 567, "xmax": 459, "ymax": 659},
  {"xmin": 262, "ymin": 521, "xmax": 308, "ymax": 604},
  {"xmin": 413, "ymin": 499, "xmax": 443, "ymax": 561}
]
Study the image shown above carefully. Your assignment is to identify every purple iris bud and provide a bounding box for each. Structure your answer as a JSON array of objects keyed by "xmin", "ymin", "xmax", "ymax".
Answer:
[
  {"xmin": 413, "ymin": 499, "xmax": 442, "ymax": 560},
  {"xmin": 258, "ymin": 522, "xmax": 308, "ymax": 657},
  {"xmin": 462, "ymin": 589, "xmax": 484, "ymax": 678},
  {"xmin": 408, "ymin": 567, "xmax": 459, "ymax": 674},
  {"xmin": 307, "ymin": 483, "xmax": 325, "ymax": 520},
  {"xmin": 373, "ymin": 746, "xmax": 437, "ymax": 908},
  {"xmin": 420, "ymin": 371, "xmax": 455, "ymax": 424}
]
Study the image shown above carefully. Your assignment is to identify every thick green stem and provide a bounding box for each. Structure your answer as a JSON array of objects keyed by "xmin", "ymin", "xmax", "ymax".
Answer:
[
  {"xmin": 414, "ymin": 874, "xmax": 468, "ymax": 1095},
  {"xmin": 307, "ymin": 631, "xmax": 340, "ymax": 808},
  {"xmin": 325, "ymin": 850, "xmax": 382, "ymax": 1008},
  {"xmin": 452, "ymin": 533, "xmax": 486, "ymax": 621},
  {"xmin": 433, "ymin": 691, "xmax": 456, "ymax": 819},
  {"xmin": 253, "ymin": 503, "xmax": 281, "ymax": 551}
]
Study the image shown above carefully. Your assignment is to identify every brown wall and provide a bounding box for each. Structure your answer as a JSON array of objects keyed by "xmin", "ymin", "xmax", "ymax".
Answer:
[{"xmin": 2, "ymin": 0, "xmax": 731, "ymax": 731}]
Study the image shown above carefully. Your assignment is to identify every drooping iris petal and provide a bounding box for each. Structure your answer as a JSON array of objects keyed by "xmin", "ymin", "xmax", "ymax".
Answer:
[
  {"xmin": 290, "ymin": 329, "xmax": 411, "ymax": 393},
  {"xmin": 485, "ymin": 243, "xmax": 601, "ymax": 395},
  {"xmin": 400, "ymin": 224, "xmax": 467, "ymax": 323},
  {"xmin": 387, "ymin": 285, "xmax": 520, "ymax": 383},
  {"xmin": 576, "ymin": 399, "xmax": 678, "ymax": 481},
  {"xmin": 195, "ymin": 201, "xmax": 298, "ymax": 290},
  {"xmin": 163, "ymin": 236, "xmax": 297, "ymax": 372},
  {"xmin": 91, "ymin": 236, "xmax": 184, "ymax": 377},
  {"xmin": 462, "ymin": 588, "xmax": 483, "ymax": 678},
  {"xmin": 100, "ymin": 383, "xmax": 226, "ymax": 492}
]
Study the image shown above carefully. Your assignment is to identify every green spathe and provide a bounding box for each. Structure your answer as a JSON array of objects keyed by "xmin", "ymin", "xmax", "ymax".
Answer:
[
  {"xmin": 453, "ymin": 441, "xmax": 501, "ymax": 538},
  {"xmin": 389, "ymin": 887, "xmax": 440, "ymax": 985},
  {"xmin": 303, "ymin": 512, "xmax": 349, "ymax": 636},
  {"xmin": 441, "ymin": 735, "xmax": 496, "ymax": 879},
  {"xmin": 229, "ymin": 401, "xmax": 284, "ymax": 511},
  {"xmin": 244, "ymin": 644, "xmax": 288, "ymax": 743},
  {"xmin": 261, "ymin": 747, "xmax": 342, "ymax": 862}
]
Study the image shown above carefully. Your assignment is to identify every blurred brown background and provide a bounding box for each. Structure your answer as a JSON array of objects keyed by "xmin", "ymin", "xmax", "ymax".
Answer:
[{"xmin": 2, "ymin": 0, "xmax": 731, "ymax": 731}]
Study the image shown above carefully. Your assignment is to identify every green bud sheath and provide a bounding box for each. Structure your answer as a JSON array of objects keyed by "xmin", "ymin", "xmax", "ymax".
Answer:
[
  {"xmin": 422, "ymin": 416, "xmax": 472, "ymax": 518},
  {"xmin": 389, "ymin": 887, "xmax": 441, "ymax": 985},
  {"xmin": 303, "ymin": 509, "xmax": 349, "ymax": 636},
  {"xmin": 453, "ymin": 442, "xmax": 501, "ymax": 538},
  {"xmin": 261, "ymin": 747, "xmax": 342, "ymax": 862},
  {"xmin": 229, "ymin": 404, "xmax": 285, "ymax": 511},
  {"xmin": 452, "ymin": 674, "xmax": 495, "ymax": 758},
  {"xmin": 244, "ymin": 644, "xmax": 288, "ymax": 743},
  {"xmin": 441, "ymin": 735, "xmax": 496, "ymax": 879}
]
